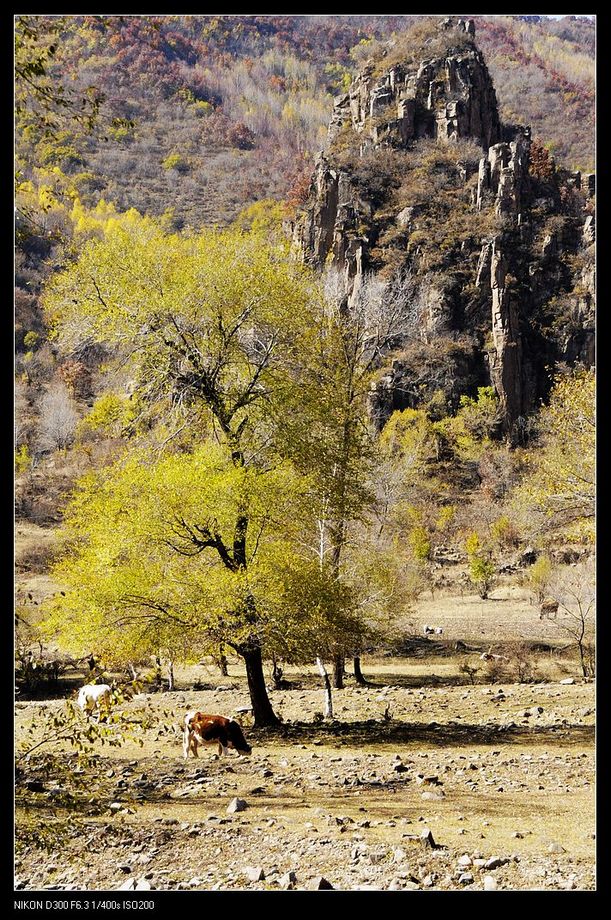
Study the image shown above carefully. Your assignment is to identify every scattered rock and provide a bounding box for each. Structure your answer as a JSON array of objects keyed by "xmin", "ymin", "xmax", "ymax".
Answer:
[
  {"xmin": 459, "ymin": 872, "xmax": 474, "ymax": 885},
  {"xmin": 483, "ymin": 875, "xmax": 498, "ymax": 891},
  {"xmin": 548, "ymin": 842, "xmax": 566, "ymax": 854},
  {"xmin": 420, "ymin": 828, "xmax": 438, "ymax": 849},
  {"xmin": 311, "ymin": 876, "xmax": 334, "ymax": 890},
  {"xmin": 278, "ymin": 871, "xmax": 297, "ymax": 889},
  {"xmin": 559, "ymin": 678, "xmax": 575, "ymax": 685},
  {"xmin": 135, "ymin": 879, "xmax": 153, "ymax": 891},
  {"xmin": 244, "ymin": 866, "xmax": 265, "ymax": 882},
  {"xmin": 227, "ymin": 797, "xmax": 247, "ymax": 814},
  {"xmin": 457, "ymin": 854, "xmax": 473, "ymax": 867},
  {"xmin": 117, "ymin": 879, "xmax": 138, "ymax": 891}
]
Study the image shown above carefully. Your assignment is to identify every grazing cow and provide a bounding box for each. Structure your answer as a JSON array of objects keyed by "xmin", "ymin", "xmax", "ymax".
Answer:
[
  {"xmin": 434, "ymin": 627, "xmax": 444, "ymax": 635},
  {"xmin": 183, "ymin": 711, "xmax": 252, "ymax": 759},
  {"xmin": 539, "ymin": 598, "xmax": 559, "ymax": 620},
  {"xmin": 77, "ymin": 683, "xmax": 113, "ymax": 720}
]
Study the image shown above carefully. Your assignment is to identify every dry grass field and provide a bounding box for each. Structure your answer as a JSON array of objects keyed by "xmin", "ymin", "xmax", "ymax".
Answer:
[{"xmin": 15, "ymin": 594, "xmax": 596, "ymax": 893}]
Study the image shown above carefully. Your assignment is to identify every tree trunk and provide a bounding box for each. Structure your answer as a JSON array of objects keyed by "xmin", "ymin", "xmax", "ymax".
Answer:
[
  {"xmin": 353, "ymin": 655, "xmax": 367, "ymax": 686},
  {"xmin": 316, "ymin": 657, "xmax": 334, "ymax": 719},
  {"xmin": 271, "ymin": 655, "xmax": 284, "ymax": 690},
  {"xmin": 242, "ymin": 644, "xmax": 280, "ymax": 727},
  {"xmin": 167, "ymin": 659, "xmax": 174, "ymax": 691},
  {"xmin": 216, "ymin": 645, "xmax": 228, "ymax": 677},
  {"xmin": 578, "ymin": 640, "xmax": 588, "ymax": 678},
  {"xmin": 333, "ymin": 653, "xmax": 344, "ymax": 689}
]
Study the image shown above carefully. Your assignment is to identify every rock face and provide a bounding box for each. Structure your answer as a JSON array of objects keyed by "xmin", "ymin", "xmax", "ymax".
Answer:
[
  {"xmin": 489, "ymin": 240, "xmax": 523, "ymax": 428},
  {"xmin": 327, "ymin": 19, "xmax": 500, "ymax": 153},
  {"xmin": 475, "ymin": 127, "xmax": 531, "ymax": 217},
  {"xmin": 293, "ymin": 16, "xmax": 595, "ymax": 438}
]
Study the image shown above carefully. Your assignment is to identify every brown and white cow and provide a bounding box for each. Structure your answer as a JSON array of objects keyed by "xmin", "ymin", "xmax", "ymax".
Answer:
[{"xmin": 183, "ymin": 711, "xmax": 252, "ymax": 759}]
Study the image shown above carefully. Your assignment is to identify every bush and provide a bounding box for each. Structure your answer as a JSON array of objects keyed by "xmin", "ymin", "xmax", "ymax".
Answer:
[
  {"xmin": 16, "ymin": 542, "xmax": 57, "ymax": 574},
  {"xmin": 485, "ymin": 641, "xmax": 540, "ymax": 683},
  {"xmin": 37, "ymin": 383, "xmax": 79, "ymax": 452},
  {"xmin": 465, "ymin": 531, "xmax": 495, "ymax": 598},
  {"xmin": 490, "ymin": 514, "xmax": 521, "ymax": 548},
  {"xmin": 162, "ymin": 152, "xmax": 190, "ymax": 173},
  {"xmin": 409, "ymin": 525, "xmax": 431, "ymax": 562},
  {"xmin": 76, "ymin": 392, "xmax": 135, "ymax": 440},
  {"xmin": 15, "ymin": 444, "xmax": 32, "ymax": 475},
  {"xmin": 228, "ymin": 122, "xmax": 256, "ymax": 150},
  {"xmin": 524, "ymin": 554, "xmax": 553, "ymax": 604}
]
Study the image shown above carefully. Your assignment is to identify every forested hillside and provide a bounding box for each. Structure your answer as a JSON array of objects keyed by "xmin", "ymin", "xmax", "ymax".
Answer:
[{"xmin": 16, "ymin": 14, "xmax": 594, "ymax": 230}]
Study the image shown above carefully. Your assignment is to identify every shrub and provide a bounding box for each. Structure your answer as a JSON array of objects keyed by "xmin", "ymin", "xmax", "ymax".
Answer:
[
  {"xmin": 228, "ymin": 122, "xmax": 256, "ymax": 150},
  {"xmin": 37, "ymin": 383, "xmax": 79, "ymax": 452},
  {"xmin": 76, "ymin": 392, "xmax": 139, "ymax": 440},
  {"xmin": 464, "ymin": 531, "xmax": 495, "ymax": 598},
  {"xmin": 192, "ymin": 100, "xmax": 213, "ymax": 116},
  {"xmin": 15, "ymin": 444, "xmax": 32, "ymax": 475},
  {"xmin": 23, "ymin": 331, "xmax": 40, "ymax": 350},
  {"xmin": 524, "ymin": 554, "xmax": 553, "ymax": 604},
  {"xmin": 162, "ymin": 152, "xmax": 189, "ymax": 172},
  {"xmin": 459, "ymin": 662, "xmax": 480, "ymax": 685},
  {"xmin": 486, "ymin": 641, "xmax": 540, "ymax": 683},
  {"xmin": 58, "ymin": 359, "xmax": 92, "ymax": 398},
  {"xmin": 16, "ymin": 542, "xmax": 57, "ymax": 573},
  {"xmin": 409, "ymin": 525, "xmax": 431, "ymax": 562},
  {"xmin": 490, "ymin": 514, "xmax": 521, "ymax": 548},
  {"xmin": 458, "ymin": 386, "xmax": 501, "ymax": 441}
]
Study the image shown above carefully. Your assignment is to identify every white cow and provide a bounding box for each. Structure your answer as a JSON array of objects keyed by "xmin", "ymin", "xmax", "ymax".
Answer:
[{"xmin": 77, "ymin": 683, "xmax": 113, "ymax": 720}]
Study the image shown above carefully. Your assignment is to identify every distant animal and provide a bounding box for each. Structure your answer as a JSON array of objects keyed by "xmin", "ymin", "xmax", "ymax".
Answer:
[
  {"xmin": 76, "ymin": 683, "xmax": 113, "ymax": 720},
  {"xmin": 539, "ymin": 598, "xmax": 559, "ymax": 620},
  {"xmin": 479, "ymin": 647, "xmax": 509, "ymax": 662},
  {"xmin": 423, "ymin": 625, "xmax": 443, "ymax": 636},
  {"xmin": 183, "ymin": 711, "xmax": 252, "ymax": 759},
  {"xmin": 434, "ymin": 627, "xmax": 444, "ymax": 635}
]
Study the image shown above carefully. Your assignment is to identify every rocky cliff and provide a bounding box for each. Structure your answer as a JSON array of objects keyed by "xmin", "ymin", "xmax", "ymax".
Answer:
[{"xmin": 293, "ymin": 17, "xmax": 595, "ymax": 440}]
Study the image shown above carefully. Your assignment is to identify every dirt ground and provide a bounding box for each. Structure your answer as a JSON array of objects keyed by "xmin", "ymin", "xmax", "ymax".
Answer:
[{"xmin": 15, "ymin": 645, "xmax": 596, "ymax": 893}]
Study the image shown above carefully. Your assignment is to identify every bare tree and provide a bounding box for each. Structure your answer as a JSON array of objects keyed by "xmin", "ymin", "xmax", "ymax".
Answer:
[
  {"xmin": 36, "ymin": 382, "xmax": 79, "ymax": 452},
  {"xmin": 15, "ymin": 380, "xmax": 31, "ymax": 446},
  {"xmin": 304, "ymin": 266, "xmax": 421, "ymax": 687},
  {"xmin": 547, "ymin": 557, "xmax": 595, "ymax": 677}
]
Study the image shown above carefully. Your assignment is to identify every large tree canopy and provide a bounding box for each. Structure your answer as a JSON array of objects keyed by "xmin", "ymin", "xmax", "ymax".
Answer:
[
  {"xmin": 44, "ymin": 220, "xmax": 313, "ymax": 449},
  {"xmin": 45, "ymin": 444, "xmax": 314, "ymax": 661},
  {"xmin": 518, "ymin": 368, "xmax": 595, "ymax": 537},
  {"xmin": 43, "ymin": 221, "xmax": 324, "ymax": 724}
]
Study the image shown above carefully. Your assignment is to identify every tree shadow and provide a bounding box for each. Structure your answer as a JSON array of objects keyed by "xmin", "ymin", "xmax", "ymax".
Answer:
[{"xmin": 254, "ymin": 719, "xmax": 595, "ymax": 748}]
